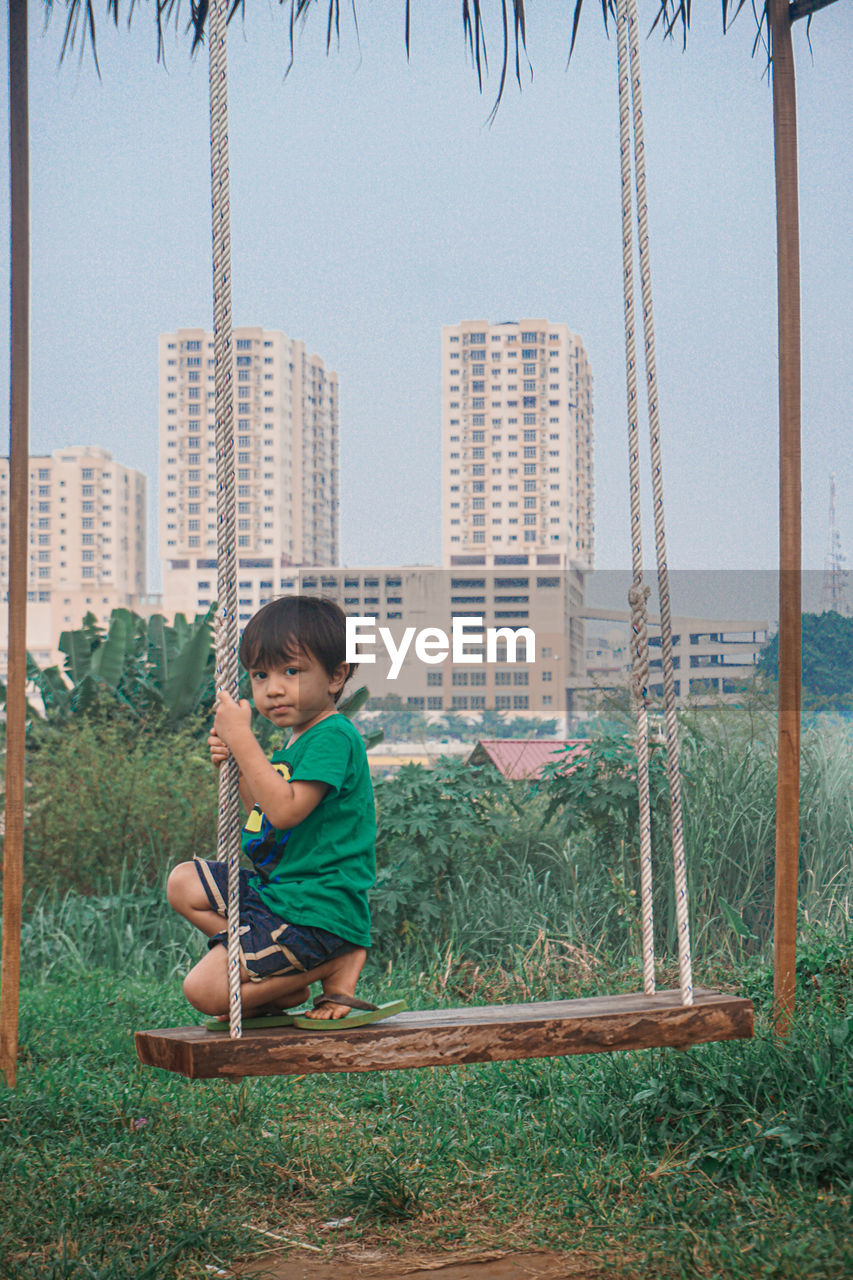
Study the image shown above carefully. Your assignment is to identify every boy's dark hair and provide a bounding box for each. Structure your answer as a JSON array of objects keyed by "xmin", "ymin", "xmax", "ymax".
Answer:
[{"xmin": 239, "ymin": 596, "xmax": 355, "ymax": 702}]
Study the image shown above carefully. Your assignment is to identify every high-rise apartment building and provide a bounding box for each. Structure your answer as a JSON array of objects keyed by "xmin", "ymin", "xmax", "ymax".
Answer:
[
  {"xmin": 0, "ymin": 445, "xmax": 146, "ymax": 671},
  {"xmin": 442, "ymin": 319, "xmax": 594, "ymax": 568},
  {"xmin": 160, "ymin": 326, "xmax": 338, "ymax": 620}
]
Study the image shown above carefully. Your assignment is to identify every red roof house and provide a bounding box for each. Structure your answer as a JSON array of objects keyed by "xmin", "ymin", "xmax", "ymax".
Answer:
[{"xmin": 466, "ymin": 739, "xmax": 589, "ymax": 781}]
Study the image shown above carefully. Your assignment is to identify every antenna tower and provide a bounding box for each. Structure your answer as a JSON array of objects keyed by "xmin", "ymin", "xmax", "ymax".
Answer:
[{"xmin": 821, "ymin": 473, "xmax": 850, "ymax": 616}]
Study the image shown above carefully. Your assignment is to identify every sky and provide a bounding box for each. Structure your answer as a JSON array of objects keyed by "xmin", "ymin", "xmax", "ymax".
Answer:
[{"xmin": 1, "ymin": 0, "xmax": 851, "ymax": 596}]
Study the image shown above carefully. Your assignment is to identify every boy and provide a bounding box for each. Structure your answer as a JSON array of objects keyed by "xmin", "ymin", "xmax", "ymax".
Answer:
[{"xmin": 167, "ymin": 596, "xmax": 377, "ymax": 1024}]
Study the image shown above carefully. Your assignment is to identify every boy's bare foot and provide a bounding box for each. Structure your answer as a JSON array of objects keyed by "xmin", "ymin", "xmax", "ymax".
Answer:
[{"xmin": 304, "ymin": 948, "xmax": 367, "ymax": 1020}]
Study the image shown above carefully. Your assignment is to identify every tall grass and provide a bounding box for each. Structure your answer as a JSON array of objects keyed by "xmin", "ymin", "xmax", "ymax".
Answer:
[
  {"xmin": 679, "ymin": 706, "xmax": 853, "ymax": 947},
  {"xmin": 19, "ymin": 865, "xmax": 201, "ymax": 982},
  {"xmin": 367, "ymin": 707, "xmax": 851, "ymax": 969}
]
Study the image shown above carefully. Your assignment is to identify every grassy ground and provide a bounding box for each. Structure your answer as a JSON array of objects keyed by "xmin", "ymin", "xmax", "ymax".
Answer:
[{"xmin": 1, "ymin": 934, "xmax": 850, "ymax": 1280}]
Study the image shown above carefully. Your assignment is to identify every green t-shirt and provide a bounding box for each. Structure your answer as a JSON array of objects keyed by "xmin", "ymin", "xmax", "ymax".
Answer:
[{"xmin": 242, "ymin": 713, "xmax": 376, "ymax": 948}]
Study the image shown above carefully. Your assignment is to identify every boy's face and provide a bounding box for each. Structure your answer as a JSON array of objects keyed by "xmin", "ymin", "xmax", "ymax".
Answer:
[{"xmin": 248, "ymin": 647, "xmax": 348, "ymax": 735}]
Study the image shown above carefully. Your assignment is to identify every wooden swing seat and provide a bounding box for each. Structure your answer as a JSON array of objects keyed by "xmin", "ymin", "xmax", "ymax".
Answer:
[{"xmin": 135, "ymin": 986, "xmax": 753, "ymax": 1080}]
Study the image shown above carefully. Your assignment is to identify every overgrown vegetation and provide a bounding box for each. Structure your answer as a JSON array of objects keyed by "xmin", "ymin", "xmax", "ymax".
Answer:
[
  {"xmin": 1, "ymin": 694, "xmax": 850, "ymax": 1275},
  {"xmin": 21, "ymin": 718, "xmax": 217, "ymax": 895},
  {"xmin": 7, "ymin": 699, "xmax": 852, "ymax": 964}
]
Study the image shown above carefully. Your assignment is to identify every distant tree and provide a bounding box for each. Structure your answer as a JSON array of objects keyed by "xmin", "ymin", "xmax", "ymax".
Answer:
[
  {"xmin": 474, "ymin": 708, "xmax": 518, "ymax": 739},
  {"xmin": 436, "ymin": 713, "xmax": 476, "ymax": 740},
  {"xmin": 757, "ymin": 612, "xmax": 853, "ymax": 710},
  {"xmin": 437, "ymin": 710, "xmax": 560, "ymax": 741},
  {"xmin": 504, "ymin": 715, "xmax": 559, "ymax": 738},
  {"xmin": 361, "ymin": 694, "xmax": 430, "ymax": 741}
]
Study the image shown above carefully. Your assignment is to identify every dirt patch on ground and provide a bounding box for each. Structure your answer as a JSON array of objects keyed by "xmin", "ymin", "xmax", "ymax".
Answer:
[{"xmin": 230, "ymin": 1246, "xmax": 620, "ymax": 1279}]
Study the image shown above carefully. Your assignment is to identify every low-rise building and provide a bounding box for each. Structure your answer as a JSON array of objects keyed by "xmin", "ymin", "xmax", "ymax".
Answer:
[
  {"xmin": 220, "ymin": 563, "xmax": 587, "ymax": 726},
  {"xmin": 569, "ymin": 606, "xmax": 769, "ymax": 720}
]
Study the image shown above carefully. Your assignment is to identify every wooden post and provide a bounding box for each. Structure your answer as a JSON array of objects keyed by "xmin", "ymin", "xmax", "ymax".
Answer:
[
  {"xmin": 769, "ymin": 0, "xmax": 801, "ymax": 1038},
  {"xmin": 0, "ymin": 0, "xmax": 29, "ymax": 1090}
]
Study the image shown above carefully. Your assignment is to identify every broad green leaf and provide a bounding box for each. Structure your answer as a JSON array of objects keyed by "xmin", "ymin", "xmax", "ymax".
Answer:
[
  {"xmin": 146, "ymin": 614, "xmax": 169, "ymax": 687},
  {"xmin": 164, "ymin": 617, "xmax": 214, "ymax": 720},
  {"xmin": 719, "ymin": 897, "xmax": 757, "ymax": 940},
  {"xmin": 130, "ymin": 675, "xmax": 166, "ymax": 705},
  {"xmin": 59, "ymin": 628, "xmax": 94, "ymax": 684},
  {"xmin": 339, "ymin": 686, "xmax": 370, "ymax": 720},
  {"xmin": 70, "ymin": 672, "xmax": 99, "ymax": 715},
  {"xmin": 90, "ymin": 609, "xmax": 132, "ymax": 691},
  {"xmin": 26, "ymin": 657, "xmax": 71, "ymax": 721},
  {"xmin": 80, "ymin": 612, "xmax": 103, "ymax": 647}
]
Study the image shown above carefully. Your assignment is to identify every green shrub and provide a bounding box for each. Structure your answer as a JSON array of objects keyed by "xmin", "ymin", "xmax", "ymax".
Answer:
[
  {"xmin": 20, "ymin": 717, "xmax": 217, "ymax": 893},
  {"xmin": 371, "ymin": 757, "xmax": 521, "ymax": 946}
]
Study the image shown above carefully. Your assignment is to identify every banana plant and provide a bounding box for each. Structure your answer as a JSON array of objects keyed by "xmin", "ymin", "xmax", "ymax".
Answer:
[
  {"xmin": 20, "ymin": 606, "xmax": 217, "ymax": 727},
  {"xmin": 18, "ymin": 605, "xmax": 383, "ymax": 746},
  {"xmin": 339, "ymin": 685, "xmax": 384, "ymax": 751}
]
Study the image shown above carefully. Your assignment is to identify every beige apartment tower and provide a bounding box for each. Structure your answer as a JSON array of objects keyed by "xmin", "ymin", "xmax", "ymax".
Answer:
[
  {"xmin": 160, "ymin": 326, "xmax": 339, "ymax": 621},
  {"xmin": 0, "ymin": 445, "xmax": 146, "ymax": 671},
  {"xmin": 442, "ymin": 319, "xmax": 594, "ymax": 568}
]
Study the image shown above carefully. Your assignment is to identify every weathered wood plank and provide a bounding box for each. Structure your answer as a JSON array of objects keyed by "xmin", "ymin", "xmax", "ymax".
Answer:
[{"xmin": 135, "ymin": 988, "xmax": 753, "ymax": 1080}]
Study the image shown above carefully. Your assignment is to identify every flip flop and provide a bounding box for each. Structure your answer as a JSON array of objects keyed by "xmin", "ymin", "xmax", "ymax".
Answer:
[
  {"xmin": 202, "ymin": 1006, "xmax": 310, "ymax": 1032},
  {"xmin": 291, "ymin": 994, "xmax": 407, "ymax": 1030}
]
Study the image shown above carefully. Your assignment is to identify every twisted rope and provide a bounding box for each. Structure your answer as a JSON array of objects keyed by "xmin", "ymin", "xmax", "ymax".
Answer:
[
  {"xmin": 620, "ymin": 0, "xmax": 693, "ymax": 1005},
  {"xmin": 617, "ymin": 0, "xmax": 655, "ymax": 997},
  {"xmin": 208, "ymin": 0, "xmax": 242, "ymax": 1038}
]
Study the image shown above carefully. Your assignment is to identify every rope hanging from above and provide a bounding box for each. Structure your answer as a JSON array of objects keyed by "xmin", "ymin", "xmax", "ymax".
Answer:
[
  {"xmin": 616, "ymin": 0, "xmax": 655, "ymax": 998},
  {"xmin": 615, "ymin": 0, "xmax": 693, "ymax": 1006},
  {"xmin": 207, "ymin": 0, "xmax": 243, "ymax": 1039}
]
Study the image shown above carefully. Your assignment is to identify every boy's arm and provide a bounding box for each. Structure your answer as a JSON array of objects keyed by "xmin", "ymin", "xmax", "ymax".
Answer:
[
  {"xmin": 238, "ymin": 774, "xmax": 255, "ymax": 814},
  {"xmin": 209, "ymin": 729, "xmax": 256, "ymax": 812},
  {"xmin": 213, "ymin": 692, "xmax": 327, "ymax": 829}
]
